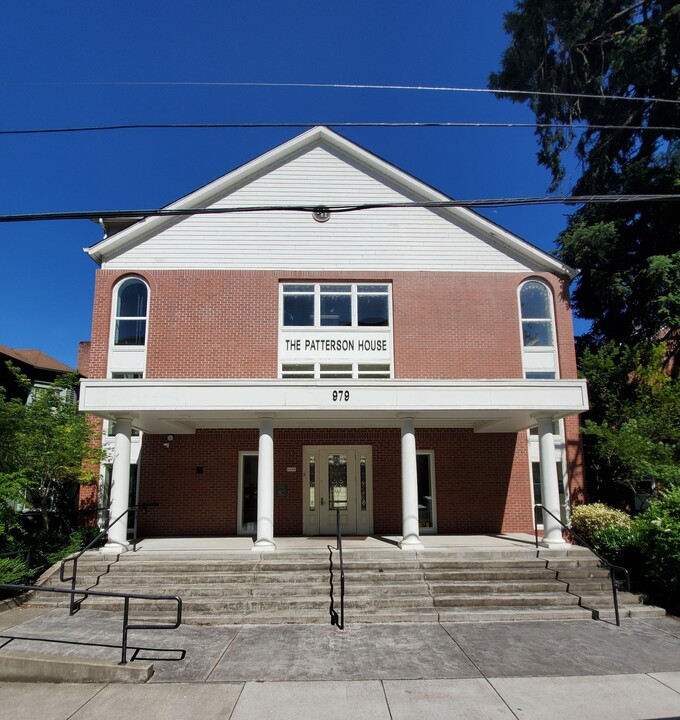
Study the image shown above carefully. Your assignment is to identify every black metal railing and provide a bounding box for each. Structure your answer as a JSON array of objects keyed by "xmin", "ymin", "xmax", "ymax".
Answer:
[
  {"xmin": 60, "ymin": 505, "xmax": 147, "ymax": 616},
  {"xmin": 533, "ymin": 503, "xmax": 630, "ymax": 626},
  {"xmin": 328, "ymin": 508, "xmax": 345, "ymax": 630},
  {"xmin": 0, "ymin": 583, "xmax": 181, "ymax": 665}
]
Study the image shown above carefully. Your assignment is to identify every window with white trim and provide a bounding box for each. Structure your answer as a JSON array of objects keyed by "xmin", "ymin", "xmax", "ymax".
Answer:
[
  {"xmin": 114, "ymin": 278, "xmax": 148, "ymax": 346},
  {"xmin": 282, "ymin": 284, "xmax": 390, "ymax": 327},
  {"xmin": 519, "ymin": 280, "xmax": 558, "ymax": 379},
  {"xmin": 279, "ymin": 283, "xmax": 393, "ymax": 379}
]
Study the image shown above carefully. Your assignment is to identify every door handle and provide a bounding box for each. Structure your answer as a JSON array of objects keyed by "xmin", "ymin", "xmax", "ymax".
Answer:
[{"xmin": 320, "ymin": 497, "xmax": 325, "ymax": 506}]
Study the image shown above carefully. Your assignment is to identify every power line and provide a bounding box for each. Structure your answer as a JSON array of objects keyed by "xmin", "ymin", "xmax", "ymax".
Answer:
[
  {"xmin": 1, "ymin": 195, "xmax": 677, "ymax": 224},
  {"xmin": 1, "ymin": 121, "xmax": 678, "ymax": 136},
  {"xmin": 8, "ymin": 81, "xmax": 679, "ymax": 106}
]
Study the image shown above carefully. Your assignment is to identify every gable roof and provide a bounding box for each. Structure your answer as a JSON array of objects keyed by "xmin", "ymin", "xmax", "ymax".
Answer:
[
  {"xmin": 0, "ymin": 344, "xmax": 74, "ymax": 373},
  {"xmin": 86, "ymin": 126, "xmax": 577, "ymax": 278}
]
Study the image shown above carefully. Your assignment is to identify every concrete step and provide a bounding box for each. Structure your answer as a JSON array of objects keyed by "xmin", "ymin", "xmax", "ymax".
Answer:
[
  {"xmin": 435, "ymin": 606, "xmax": 595, "ymax": 622},
  {"xmin": 434, "ymin": 592, "xmax": 581, "ymax": 608},
  {"xmin": 423, "ymin": 567, "xmax": 609, "ymax": 581},
  {"xmin": 31, "ymin": 594, "xmax": 433, "ymax": 614},
  {"xmin": 28, "ymin": 543, "xmax": 665, "ymax": 625},
  {"xmin": 428, "ymin": 580, "xmax": 569, "ymax": 594}
]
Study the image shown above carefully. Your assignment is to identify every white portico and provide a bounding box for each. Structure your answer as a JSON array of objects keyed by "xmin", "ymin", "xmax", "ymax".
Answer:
[{"xmin": 81, "ymin": 378, "xmax": 588, "ymax": 549}]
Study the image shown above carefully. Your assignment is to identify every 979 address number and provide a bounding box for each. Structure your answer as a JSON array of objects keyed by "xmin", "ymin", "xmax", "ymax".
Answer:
[{"xmin": 332, "ymin": 390, "xmax": 350, "ymax": 402}]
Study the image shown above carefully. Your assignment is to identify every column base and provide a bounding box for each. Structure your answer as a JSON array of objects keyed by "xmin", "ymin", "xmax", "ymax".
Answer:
[
  {"xmin": 252, "ymin": 538, "xmax": 277, "ymax": 552},
  {"xmin": 103, "ymin": 541, "xmax": 131, "ymax": 553},
  {"xmin": 538, "ymin": 537, "xmax": 566, "ymax": 548},
  {"xmin": 398, "ymin": 537, "xmax": 424, "ymax": 550}
]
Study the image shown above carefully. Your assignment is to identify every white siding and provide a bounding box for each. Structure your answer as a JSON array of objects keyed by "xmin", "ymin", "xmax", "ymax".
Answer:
[{"xmin": 103, "ymin": 146, "xmax": 542, "ymax": 272}]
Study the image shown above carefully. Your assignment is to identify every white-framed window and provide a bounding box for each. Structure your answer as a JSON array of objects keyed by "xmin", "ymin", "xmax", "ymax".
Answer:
[
  {"xmin": 281, "ymin": 283, "xmax": 390, "ymax": 328},
  {"xmin": 113, "ymin": 277, "xmax": 149, "ymax": 347},
  {"xmin": 237, "ymin": 452, "xmax": 258, "ymax": 535},
  {"xmin": 518, "ymin": 279, "xmax": 559, "ymax": 379},
  {"xmin": 279, "ymin": 283, "xmax": 393, "ymax": 379}
]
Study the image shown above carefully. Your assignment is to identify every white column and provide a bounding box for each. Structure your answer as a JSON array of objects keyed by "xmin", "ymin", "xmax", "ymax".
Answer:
[
  {"xmin": 253, "ymin": 419, "xmax": 276, "ymax": 551},
  {"xmin": 400, "ymin": 418, "xmax": 423, "ymax": 549},
  {"xmin": 536, "ymin": 415, "xmax": 565, "ymax": 546},
  {"xmin": 105, "ymin": 416, "xmax": 133, "ymax": 550}
]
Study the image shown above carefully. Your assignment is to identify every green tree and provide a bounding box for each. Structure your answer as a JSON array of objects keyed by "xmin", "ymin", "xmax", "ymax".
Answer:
[
  {"xmin": 0, "ymin": 365, "xmax": 102, "ymax": 533},
  {"xmin": 0, "ymin": 385, "xmax": 27, "ymax": 547},
  {"xmin": 491, "ymin": 2, "xmax": 680, "ymax": 505},
  {"xmin": 579, "ymin": 342, "xmax": 680, "ymax": 499},
  {"xmin": 490, "ymin": 1, "xmax": 680, "ymax": 348}
]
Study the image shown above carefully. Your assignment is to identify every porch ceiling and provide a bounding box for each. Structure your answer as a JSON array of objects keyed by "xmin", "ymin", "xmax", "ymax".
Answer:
[{"xmin": 80, "ymin": 378, "xmax": 588, "ymax": 435}]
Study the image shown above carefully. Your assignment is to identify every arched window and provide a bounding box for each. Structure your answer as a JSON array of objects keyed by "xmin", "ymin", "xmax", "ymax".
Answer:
[
  {"xmin": 113, "ymin": 278, "xmax": 148, "ymax": 346},
  {"xmin": 520, "ymin": 281, "xmax": 553, "ymax": 347},
  {"xmin": 519, "ymin": 280, "xmax": 558, "ymax": 379}
]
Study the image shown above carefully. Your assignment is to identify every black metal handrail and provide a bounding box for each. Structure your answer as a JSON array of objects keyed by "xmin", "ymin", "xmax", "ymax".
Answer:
[
  {"xmin": 533, "ymin": 503, "xmax": 630, "ymax": 626},
  {"xmin": 60, "ymin": 505, "xmax": 146, "ymax": 616},
  {"xmin": 0, "ymin": 583, "xmax": 182, "ymax": 665},
  {"xmin": 328, "ymin": 508, "xmax": 345, "ymax": 630}
]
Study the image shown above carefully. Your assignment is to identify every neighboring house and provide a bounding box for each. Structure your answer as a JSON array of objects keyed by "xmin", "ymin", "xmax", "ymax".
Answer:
[
  {"xmin": 0, "ymin": 344, "xmax": 74, "ymax": 402},
  {"xmin": 78, "ymin": 127, "xmax": 588, "ymax": 550},
  {"xmin": 1, "ymin": 343, "xmax": 78, "ymax": 520}
]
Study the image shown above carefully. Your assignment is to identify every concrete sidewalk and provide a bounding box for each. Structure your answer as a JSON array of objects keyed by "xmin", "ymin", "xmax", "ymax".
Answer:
[{"xmin": 1, "ymin": 607, "xmax": 679, "ymax": 719}]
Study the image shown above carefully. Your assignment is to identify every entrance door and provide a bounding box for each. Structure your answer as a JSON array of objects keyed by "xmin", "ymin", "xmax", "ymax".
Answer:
[
  {"xmin": 320, "ymin": 450, "xmax": 356, "ymax": 534},
  {"xmin": 303, "ymin": 446, "xmax": 372, "ymax": 535}
]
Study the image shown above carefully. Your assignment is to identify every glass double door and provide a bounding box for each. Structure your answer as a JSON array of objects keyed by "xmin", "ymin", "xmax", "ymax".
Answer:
[{"xmin": 303, "ymin": 446, "xmax": 372, "ymax": 536}]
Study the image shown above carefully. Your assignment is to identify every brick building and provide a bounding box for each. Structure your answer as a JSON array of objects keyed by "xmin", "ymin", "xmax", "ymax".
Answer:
[{"xmin": 78, "ymin": 127, "xmax": 588, "ymax": 550}]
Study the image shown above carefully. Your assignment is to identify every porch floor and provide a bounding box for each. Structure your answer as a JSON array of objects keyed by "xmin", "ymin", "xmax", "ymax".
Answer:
[{"xmin": 124, "ymin": 533, "xmax": 541, "ymax": 555}]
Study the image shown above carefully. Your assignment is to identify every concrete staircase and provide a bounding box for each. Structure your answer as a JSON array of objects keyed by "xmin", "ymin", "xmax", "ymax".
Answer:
[{"xmin": 29, "ymin": 544, "xmax": 665, "ymax": 625}]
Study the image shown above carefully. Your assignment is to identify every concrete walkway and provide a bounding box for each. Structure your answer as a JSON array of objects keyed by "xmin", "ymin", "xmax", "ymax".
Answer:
[{"xmin": 1, "ymin": 606, "xmax": 680, "ymax": 719}]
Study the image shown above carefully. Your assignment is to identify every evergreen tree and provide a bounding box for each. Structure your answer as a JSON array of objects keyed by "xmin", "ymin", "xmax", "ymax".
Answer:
[{"xmin": 490, "ymin": 1, "xmax": 680, "ymax": 348}]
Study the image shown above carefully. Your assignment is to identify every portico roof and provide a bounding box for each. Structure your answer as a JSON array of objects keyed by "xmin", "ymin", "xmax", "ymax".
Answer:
[{"xmin": 80, "ymin": 378, "xmax": 588, "ymax": 435}]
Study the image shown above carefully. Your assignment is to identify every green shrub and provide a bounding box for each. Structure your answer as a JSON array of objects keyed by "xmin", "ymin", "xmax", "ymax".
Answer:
[
  {"xmin": 44, "ymin": 527, "xmax": 102, "ymax": 566},
  {"xmin": 0, "ymin": 556, "xmax": 28, "ymax": 586},
  {"xmin": 591, "ymin": 525, "xmax": 640, "ymax": 568},
  {"xmin": 571, "ymin": 503, "xmax": 633, "ymax": 542},
  {"xmin": 634, "ymin": 487, "xmax": 680, "ymax": 615}
]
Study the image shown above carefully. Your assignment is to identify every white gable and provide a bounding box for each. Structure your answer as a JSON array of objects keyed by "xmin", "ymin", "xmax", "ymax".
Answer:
[{"xmin": 90, "ymin": 128, "xmax": 575, "ymax": 277}]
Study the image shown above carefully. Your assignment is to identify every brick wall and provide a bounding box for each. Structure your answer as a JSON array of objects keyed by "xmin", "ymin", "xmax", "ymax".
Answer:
[
  {"xmin": 87, "ymin": 267, "xmax": 581, "ymax": 537},
  {"xmin": 136, "ymin": 428, "xmax": 534, "ymax": 537},
  {"xmin": 87, "ymin": 269, "xmax": 578, "ymax": 380}
]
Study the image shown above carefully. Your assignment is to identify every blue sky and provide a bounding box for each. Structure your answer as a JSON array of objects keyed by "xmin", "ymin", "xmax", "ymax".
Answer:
[{"xmin": 0, "ymin": 1, "xmax": 586, "ymax": 368}]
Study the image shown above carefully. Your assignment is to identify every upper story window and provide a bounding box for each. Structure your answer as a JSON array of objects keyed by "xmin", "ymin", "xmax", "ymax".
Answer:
[
  {"xmin": 520, "ymin": 281, "xmax": 553, "ymax": 347},
  {"xmin": 113, "ymin": 278, "xmax": 148, "ymax": 346},
  {"xmin": 279, "ymin": 283, "xmax": 392, "ymax": 379},
  {"xmin": 282, "ymin": 284, "xmax": 390, "ymax": 328},
  {"xmin": 519, "ymin": 280, "xmax": 558, "ymax": 379}
]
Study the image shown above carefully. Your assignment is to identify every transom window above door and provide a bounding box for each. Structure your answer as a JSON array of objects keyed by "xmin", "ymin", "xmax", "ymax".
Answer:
[{"xmin": 281, "ymin": 284, "xmax": 391, "ymax": 328}]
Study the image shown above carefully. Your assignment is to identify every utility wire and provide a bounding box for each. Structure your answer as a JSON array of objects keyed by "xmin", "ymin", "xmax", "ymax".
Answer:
[
  {"xmin": 1, "ymin": 121, "xmax": 678, "ymax": 136},
  {"xmin": 1, "ymin": 195, "xmax": 677, "ymax": 224},
  {"xmin": 9, "ymin": 81, "xmax": 679, "ymax": 106}
]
